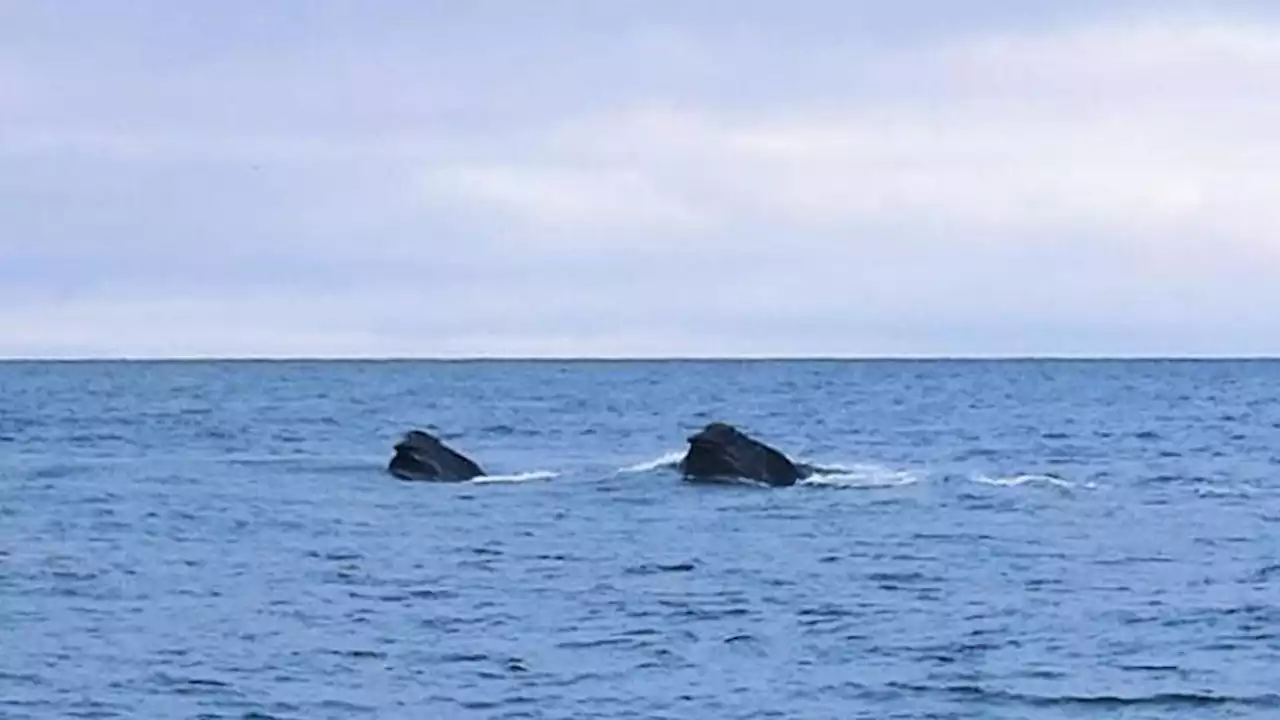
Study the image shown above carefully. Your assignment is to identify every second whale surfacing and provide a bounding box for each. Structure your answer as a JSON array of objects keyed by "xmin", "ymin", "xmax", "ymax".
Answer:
[
  {"xmin": 678, "ymin": 422, "xmax": 810, "ymax": 487},
  {"xmin": 387, "ymin": 429, "xmax": 485, "ymax": 482}
]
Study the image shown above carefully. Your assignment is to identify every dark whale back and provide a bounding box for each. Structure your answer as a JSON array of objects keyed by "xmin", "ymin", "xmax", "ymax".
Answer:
[
  {"xmin": 678, "ymin": 422, "xmax": 804, "ymax": 487},
  {"xmin": 388, "ymin": 430, "xmax": 485, "ymax": 482}
]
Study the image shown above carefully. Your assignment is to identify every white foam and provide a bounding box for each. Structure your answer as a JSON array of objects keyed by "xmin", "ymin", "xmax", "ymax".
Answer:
[
  {"xmin": 685, "ymin": 476, "xmax": 775, "ymax": 489},
  {"xmin": 799, "ymin": 463, "xmax": 922, "ymax": 489},
  {"xmin": 617, "ymin": 451, "xmax": 683, "ymax": 474},
  {"xmin": 467, "ymin": 471, "xmax": 558, "ymax": 484},
  {"xmin": 972, "ymin": 473, "xmax": 1075, "ymax": 489}
]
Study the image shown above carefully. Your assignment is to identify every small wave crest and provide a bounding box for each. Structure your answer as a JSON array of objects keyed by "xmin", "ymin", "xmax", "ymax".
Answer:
[
  {"xmin": 468, "ymin": 471, "xmax": 558, "ymax": 484},
  {"xmin": 972, "ymin": 473, "xmax": 1076, "ymax": 489},
  {"xmin": 1194, "ymin": 483, "xmax": 1254, "ymax": 498},
  {"xmin": 617, "ymin": 451, "xmax": 683, "ymax": 474},
  {"xmin": 799, "ymin": 463, "xmax": 921, "ymax": 489}
]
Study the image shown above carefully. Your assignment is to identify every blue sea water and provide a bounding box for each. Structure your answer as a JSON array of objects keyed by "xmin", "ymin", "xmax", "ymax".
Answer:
[{"xmin": 2, "ymin": 359, "xmax": 1278, "ymax": 719}]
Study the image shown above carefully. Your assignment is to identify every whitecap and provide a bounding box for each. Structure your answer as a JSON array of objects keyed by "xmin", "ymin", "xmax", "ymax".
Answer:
[
  {"xmin": 1194, "ymin": 483, "xmax": 1254, "ymax": 498},
  {"xmin": 971, "ymin": 473, "xmax": 1075, "ymax": 489}
]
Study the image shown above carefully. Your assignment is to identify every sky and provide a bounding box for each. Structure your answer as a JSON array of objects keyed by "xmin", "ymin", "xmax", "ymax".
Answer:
[{"xmin": 3, "ymin": 0, "xmax": 1279, "ymax": 358}]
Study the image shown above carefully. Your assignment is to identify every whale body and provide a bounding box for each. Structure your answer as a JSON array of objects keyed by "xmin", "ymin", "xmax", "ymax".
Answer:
[
  {"xmin": 678, "ymin": 422, "xmax": 808, "ymax": 487},
  {"xmin": 387, "ymin": 430, "xmax": 485, "ymax": 482}
]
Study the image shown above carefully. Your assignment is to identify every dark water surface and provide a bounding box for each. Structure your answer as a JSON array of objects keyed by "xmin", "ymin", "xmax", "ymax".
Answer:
[{"xmin": 2, "ymin": 360, "xmax": 1278, "ymax": 719}]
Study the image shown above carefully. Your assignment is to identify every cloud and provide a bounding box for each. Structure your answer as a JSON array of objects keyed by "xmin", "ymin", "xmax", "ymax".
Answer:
[
  {"xmin": 425, "ymin": 14, "xmax": 1280, "ymax": 249},
  {"xmin": 3, "ymin": 5, "xmax": 1280, "ymax": 356},
  {"xmin": 423, "ymin": 163, "xmax": 712, "ymax": 234}
]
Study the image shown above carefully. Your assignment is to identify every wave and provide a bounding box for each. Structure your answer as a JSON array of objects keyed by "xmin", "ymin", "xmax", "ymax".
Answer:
[
  {"xmin": 971, "ymin": 473, "xmax": 1076, "ymax": 489},
  {"xmin": 617, "ymin": 451, "xmax": 683, "ymax": 474},
  {"xmin": 1194, "ymin": 482, "xmax": 1254, "ymax": 498},
  {"xmin": 885, "ymin": 682, "xmax": 1280, "ymax": 710},
  {"xmin": 467, "ymin": 471, "xmax": 558, "ymax": 484},
  {"xmin": 223, "ymin": 454, "xmax": 385, "ymax": 469}
]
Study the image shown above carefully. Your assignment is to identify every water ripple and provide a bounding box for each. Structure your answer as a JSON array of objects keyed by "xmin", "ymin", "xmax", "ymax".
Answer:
[{"xmin": 4, "ymin": 360, "xmax": 1280, "ymax": 718}]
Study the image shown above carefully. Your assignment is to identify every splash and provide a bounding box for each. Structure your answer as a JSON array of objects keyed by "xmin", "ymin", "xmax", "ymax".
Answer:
[
  {"xmin": 799, "ymin": 462, "xmax": 922, "ymax": 489},
  {"xmin": 467, "ymin": 471, "xmax": 559, "ymax": 484},
  {"xmin": 617, "ymin": 451, "xmax": 683, "ymax": 474}
]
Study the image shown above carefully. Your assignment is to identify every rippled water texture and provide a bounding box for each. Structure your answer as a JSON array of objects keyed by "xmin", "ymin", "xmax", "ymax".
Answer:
[{"xmin": 2, "ymin": 360, "xmax": 1278, "ymax": 719}]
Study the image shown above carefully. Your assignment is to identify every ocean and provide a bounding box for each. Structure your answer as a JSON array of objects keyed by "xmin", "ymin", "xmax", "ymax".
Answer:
[{"xmin": 2, "ymin": 359, "xmax": 1277, "ymax": 719}]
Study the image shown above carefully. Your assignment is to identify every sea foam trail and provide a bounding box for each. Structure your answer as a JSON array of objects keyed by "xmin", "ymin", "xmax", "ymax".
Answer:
[
  {"xmin": 799, "ymin": 463, "xmax": 922, "ymax": 489},
  {"xmin": 617, "ymin": 451, "xmax": 684, "ymax": 474},
  {"xmin": 467, "ymin": 471, "xmax": 559, "ymax": 484}
]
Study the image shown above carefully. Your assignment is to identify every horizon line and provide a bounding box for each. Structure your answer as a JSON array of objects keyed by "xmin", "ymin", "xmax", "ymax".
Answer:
[{"xmin": 3, "ymin": 354, "xmax": 1280, "ymax": 362}]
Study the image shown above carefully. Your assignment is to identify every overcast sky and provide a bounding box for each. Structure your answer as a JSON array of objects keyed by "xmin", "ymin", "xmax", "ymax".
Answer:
[{"xmin": 3, "ymin": 1, "xmax": 1278, "ymax": 357}]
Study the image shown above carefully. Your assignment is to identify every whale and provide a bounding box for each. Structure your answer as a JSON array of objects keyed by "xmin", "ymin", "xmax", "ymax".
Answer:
[
  {"xmin": 678, "ymin": 422, "xmax": 810, "ymax": 487},
  {"xmin": 387, "ymin": 429, "xmax": 485, "ymax": 482}
]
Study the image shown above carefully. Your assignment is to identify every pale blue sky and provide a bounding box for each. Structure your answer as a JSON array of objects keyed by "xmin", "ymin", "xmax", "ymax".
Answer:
[{"xmin": 3, "ymin": 1, "xmax": 1278, "ymax": 357}]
